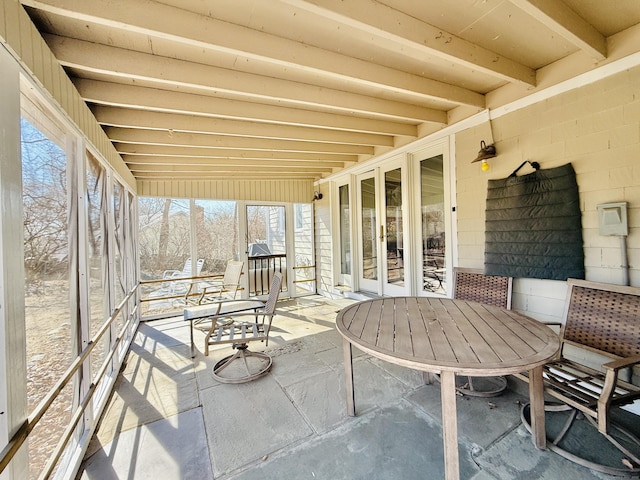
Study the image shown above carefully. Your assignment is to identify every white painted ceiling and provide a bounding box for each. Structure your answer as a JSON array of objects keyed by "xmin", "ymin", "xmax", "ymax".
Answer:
[{"xmin": 21, "ymin": 0, "xmax": 640, "ymax": 181}]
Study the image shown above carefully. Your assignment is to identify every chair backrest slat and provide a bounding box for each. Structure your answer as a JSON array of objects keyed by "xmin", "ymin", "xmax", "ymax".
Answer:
[
  {"xmin": 562, "ymin": 279, "xmax": 640, "ymax": 359},
  {"xmin": 264, "ymin": 272, "xmax": 283, "ymax": 314},
  {"xmin": 453, "ymin": 267, "xmax": 513, "ymax": 310}
]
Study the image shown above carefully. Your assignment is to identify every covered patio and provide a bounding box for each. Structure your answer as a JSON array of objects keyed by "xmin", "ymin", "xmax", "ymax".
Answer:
[
  {"xmin": 77, "ymin": 296, "xmax": 636, "ymax": 479},
  {"xmin": 1, "ymin": 1, "xmax": 640, "ymax": 480}
]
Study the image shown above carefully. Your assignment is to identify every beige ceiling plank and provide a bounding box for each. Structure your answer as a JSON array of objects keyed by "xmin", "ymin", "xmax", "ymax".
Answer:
[
  {"xmin": 509, "ymin": 0, "xmax": 607, "ymax": 60},
  {"xmin": 123, "ymin": 156, "xmax": 349, "ymax": 168},
  {"xmin": 75, "ymin": 79, "xmax": 431, "ymax": 134},
  {"xmin": 105, "ymin": 127, "xmax": 375, "ymax": 155},
  {"xmin": 135, "ymin": 171, "xmax": 323, "ymax": 181},
  {"xmin": 128, "ymin": 164, "xmax": 334, "ymax": 173},
  {"xmin": 131, "ymin": 166, "xmax": 330, "ymax": 180},
  {"xmin": 282, "ymin": 0, "xmax": 535, "ymax": 86},
  {"xmin": 118, "ymin": 146, "xmax": 356, "ymax": 163},
  {"xmin": 47, "ymin": 35, "xmax": 444, "ymax": 122},
  {"xmin": 27, "ymin": 0, "xmax": 484, "ymax": 107},
  {"xmin": 93, "ymin": 106, "xmax": 395, "ymax": 146}
]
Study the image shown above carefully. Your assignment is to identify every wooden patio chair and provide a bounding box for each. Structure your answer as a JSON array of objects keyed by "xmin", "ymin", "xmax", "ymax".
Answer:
[
  {"xmin": 205, "ymin": 272, "xmax": 282, "ymax": 383},
  {"xmin": 518, "ymin": 279, "xmax": 640, "ymax": 476},
  {"xmin": 452, "ymin": 267, "xmax": 513, "ymax": 397}
]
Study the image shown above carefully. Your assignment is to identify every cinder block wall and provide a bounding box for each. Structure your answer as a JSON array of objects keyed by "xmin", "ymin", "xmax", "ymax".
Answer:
[{"xmin": 456, "ymin": 65, "xmax": 640, "ymax": 324}]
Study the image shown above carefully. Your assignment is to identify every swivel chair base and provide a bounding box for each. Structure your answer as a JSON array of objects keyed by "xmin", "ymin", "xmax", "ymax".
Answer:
[{"xmin": 212, "ymin": 344, "xmax": 273, "ymax": 384}]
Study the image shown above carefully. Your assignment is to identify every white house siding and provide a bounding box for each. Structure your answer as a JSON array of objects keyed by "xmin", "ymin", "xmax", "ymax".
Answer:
[{"xmin": 313, "ymin": 184, "xmax": 335, "ymax": 297}]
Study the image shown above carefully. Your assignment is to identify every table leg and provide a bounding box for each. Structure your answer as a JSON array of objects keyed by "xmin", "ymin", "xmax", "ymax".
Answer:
[
  {"xmin": 440, "ymin": 370, "xmax": 460, "ymax": 480},
  {"xmin": 423, "ymin": 371, "xmax": 437, "ymax": 384},
  {"xmin": 343, "ymin": 338, "xmax": 355, "ymax": 416},
  {"xmin": 528, "ymin": 365, "xmax": 547, "ymax": 449}
]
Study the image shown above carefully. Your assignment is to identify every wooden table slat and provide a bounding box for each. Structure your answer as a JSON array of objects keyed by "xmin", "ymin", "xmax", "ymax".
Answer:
[
  {"xmin": 377, "ymin": 299, "xmax": 396, "ymax": 351},
  {"xmin": 434, "ymin": 299, "xmax": 487, "ymax": 364},
  {"xmin": 393, "ymin": 299, "xmax": 414, "ymax": 356},
  {"xmin": 416, "ymin": 299, "xmax": 457, "ymax": 362},
  {"xmin": 360, "ymin": 300, "xmax": 383, "ymax": 345},
  {"xmin": 347, "ymin": 300, "xmax": 370, "ymax": 338},
  {"xmin": 453, "ymin": 301, "xmax": 519, "ymax": 363},
  {"xmin": 406, "ymin": 298, "xmax": 435, "ymax": 360}
]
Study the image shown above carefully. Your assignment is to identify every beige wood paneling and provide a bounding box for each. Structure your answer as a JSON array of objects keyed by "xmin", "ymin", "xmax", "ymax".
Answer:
[{"xmin": 136, "ymin": 179, "xmax": 314, "ymax": 203}]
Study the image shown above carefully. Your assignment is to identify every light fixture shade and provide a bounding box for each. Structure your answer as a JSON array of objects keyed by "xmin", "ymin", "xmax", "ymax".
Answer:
[{"xmin": 472, "ymin": 140, "xmax": 497, "ymax": 163}]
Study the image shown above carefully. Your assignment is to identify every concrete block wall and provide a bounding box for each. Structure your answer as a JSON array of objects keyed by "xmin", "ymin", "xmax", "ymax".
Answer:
[{"xmin": 455, "ymin": 65, "xmax": 640, "ymax": 323}]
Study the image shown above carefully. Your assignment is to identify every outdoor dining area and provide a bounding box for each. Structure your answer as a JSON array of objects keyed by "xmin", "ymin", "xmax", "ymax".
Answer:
[{"xmin": 77, "ymin": 268, "xmax": 640, "ymax": 480}]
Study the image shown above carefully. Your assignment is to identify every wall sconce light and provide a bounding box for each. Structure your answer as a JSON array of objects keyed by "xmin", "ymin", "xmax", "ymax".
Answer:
[
  {"xmin": 313, "ymin": 191, "xmax": 323, "ymax": 201},
  {"xmin": 472, "ymin": 140, "xmax": 496, "ymax": 171}
]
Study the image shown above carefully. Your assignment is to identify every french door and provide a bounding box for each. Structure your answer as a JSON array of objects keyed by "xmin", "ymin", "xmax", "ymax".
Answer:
[
  {"xmin": 355, "ymin": 158, "xmax": 409, "ymax": 296},
  {"xmin": 356, "ymin": 171, "xmax": 378, "ymax": 292}
]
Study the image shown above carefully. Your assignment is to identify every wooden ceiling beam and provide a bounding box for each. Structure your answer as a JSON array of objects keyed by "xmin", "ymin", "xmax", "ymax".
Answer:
[
  {"xmin": 281, "ymin": 0, "xmax": 536, "ymax": 85},
  {"xmin": 509, "ymin": 0, "xmax": 607, "ymax": 60},
  {"xmin": 47, "ymin": 34, "xmax": 451, "ymax": 121},
  {"xmin": 28, "ymin": 0, "xmax": 485, "ymax": 107},
  {"xmin": 93, "ymin": 106, "xmax": 395, "ymax": 146},
  {"xmin": 105, "ymin": 127, "xmax": 375, "ymax": 155},
  {"xmin": 75, "ymin": 79, "xmax": 432, "ymax": 134},
  {"xmin": 118, "ymin": 147, "xmax": 356, "ymax": 164}
]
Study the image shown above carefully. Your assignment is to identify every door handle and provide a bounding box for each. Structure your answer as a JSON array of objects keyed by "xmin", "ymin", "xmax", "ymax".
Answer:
[{"xmin": 379, "ymin": 225, "xmax": 385, "ymax": 241}]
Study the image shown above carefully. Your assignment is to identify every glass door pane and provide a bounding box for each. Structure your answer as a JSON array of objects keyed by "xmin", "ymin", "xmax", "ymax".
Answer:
[
  {"xmin": 420, "ymin": 155, "xmax": 446, "ymax": 294},
  {"xmin": 384, "ymin": 167, "xmax": 404, "ymax": 288},
  {"xmin": 358, "ymin": 173, "xmax": 378, "ymax": 292},
  {"xmin": 338, "ymin": 184, "xmax": 352, "ymax": 287}
]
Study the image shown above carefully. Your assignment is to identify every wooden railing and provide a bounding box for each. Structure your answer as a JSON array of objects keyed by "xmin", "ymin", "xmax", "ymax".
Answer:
[{"xmin": 0, "ymin": 285, "xmax": 138, "ymax": 479}]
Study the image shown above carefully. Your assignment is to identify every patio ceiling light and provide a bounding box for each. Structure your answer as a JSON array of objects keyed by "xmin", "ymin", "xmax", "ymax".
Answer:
[{"xmin": 472, "ymin": 140, "xmax": 496, "ymax": 171}]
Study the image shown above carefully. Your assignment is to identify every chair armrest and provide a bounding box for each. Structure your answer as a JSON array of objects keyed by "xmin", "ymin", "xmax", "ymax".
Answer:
[
  {"xmin": 162, "ymin": 269, "xmax": 181, "ymax": 279},
  {"xmin": 202, "ymin": 279, "xmax": 224, "ymax": 293},
  {"xmin": 602, "ymin": 354, "xmax": 640, "ymax": 371}
]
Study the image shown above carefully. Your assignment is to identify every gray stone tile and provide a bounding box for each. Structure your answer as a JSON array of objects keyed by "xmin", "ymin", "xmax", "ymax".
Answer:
[
  {"xmin": 352, "ymin": 358, "xmax": 416, "ymax": 413},
  {"xmin": 368, "ymin": 357, "xmax": 425, "ymax": 388},
  {"xmin": 229, "ymin": 401, "xmax": 480, "ymax": 480},
  {"xmin": 285, "ymin": 368, "xmax": 349, "ymax": 434},
  {"xmin": 268, "ymin": 343, "xmax": 332, "ymax": 388},
  {"xmin": 81, "ymin": 408, "xmax": 212, "ymax": 480},
  {"xmin": 406, "ymin": 382, "xmax": 526, "ymax": 449},
  {"xmin": 199, "ymin": 375, "xmax": 313, "ymax": 477},
  {"xmin": 475, "ymin": 423, "xmax": 620, "ymax": 479}
]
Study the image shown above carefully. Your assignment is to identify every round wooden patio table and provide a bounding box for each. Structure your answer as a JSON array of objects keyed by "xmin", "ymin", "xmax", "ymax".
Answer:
[{"xmin": 336, "ymin": 296, "xmax": 559, "ymax": 480}]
